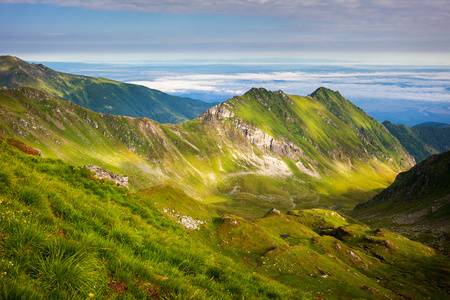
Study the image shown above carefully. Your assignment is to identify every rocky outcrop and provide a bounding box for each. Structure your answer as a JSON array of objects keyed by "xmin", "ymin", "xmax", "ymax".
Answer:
[
  {"xmin": 178, "ymin": 215, "xmax": 205, "ymax": 230},
  {"xmin": 200, "ymin": 100, "xmax": 320, "ymax": 178},
  {"xmin": 162, "ymin": 207, "xmax": 205, "ymax": 230},
  {"xmin": 199, "ymin": 102, "xmax": 235, "ymax": 123},
  {"xmin": 84, "ymin": 165, "xmax": 128, "ymax": 188},
  {"xmin": 233, "ymin": 119, "xmax": 304, "ymax": 159},
  {"xmin": 263, "ymin": 207, "xmax": 282, "ymax": 218}
]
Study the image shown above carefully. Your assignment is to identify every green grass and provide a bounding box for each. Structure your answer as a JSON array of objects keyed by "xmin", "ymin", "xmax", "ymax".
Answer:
[
  {"xmin": 0, "ymin": 139, "xmax": 301, "ymax": 299},
  {"xmin": 0, "ymin": 139, "xmax": 449, "ymax": 299}
]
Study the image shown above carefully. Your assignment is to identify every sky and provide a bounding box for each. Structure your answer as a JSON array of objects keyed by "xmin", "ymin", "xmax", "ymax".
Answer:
[
  {"xmin": 1, "ymin": 0, "xmax": 450, "ymax": 125},
  {"xmin": 1, "ymin": 0, "xmax": 450, "ymax": 63}
]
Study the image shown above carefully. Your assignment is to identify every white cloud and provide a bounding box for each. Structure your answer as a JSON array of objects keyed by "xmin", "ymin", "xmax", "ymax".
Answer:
[{"xmin": 129, "ymin": 69, "xmax": 450, "ymax": 103}]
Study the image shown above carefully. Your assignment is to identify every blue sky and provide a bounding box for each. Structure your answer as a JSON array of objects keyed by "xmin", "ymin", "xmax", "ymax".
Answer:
[
  {"xmin": 1, "ymin": 0, "xmax": 450, "ymax": 64},
  {"xmin": 1, "ymin": 0, "xmax": 449, "ymax": 125}
]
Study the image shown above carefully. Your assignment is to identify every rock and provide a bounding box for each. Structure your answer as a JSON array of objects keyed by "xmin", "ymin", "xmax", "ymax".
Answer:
[
  {"xmin": 161, "ymin": 207, "xmax": 205, "ymax": 230},
  {"xmin": 264, "ymin": 207, "xmax": 282, "ymax": 218},
  {"xmin": 178, "ymin": 215, "xmax": 205, "ymax": 230},
  {"xmin": 220, "ymin": 214, "xmax": 240, "ymax": 226},
  {"xmin": 84, "ymin": 165, "xmax": 128, "ymax": 188},
  {"xmin": 199, "ymin": 102, "xmax": 235, "ymax": 122},
  {"xmin": 35, "ymin": 149, "xmax": 45, "ymax": 158}
]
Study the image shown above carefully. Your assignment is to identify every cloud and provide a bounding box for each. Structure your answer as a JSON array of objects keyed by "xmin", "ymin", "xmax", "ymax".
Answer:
[
  {"xmin": 3, "ymin": 0, "xmax": 449, "ymax": 31},
  {"xmin": 129, "ymin": 69, "xmax": 450, "ymax": 103},
  {"xmin": 2, "ymin": 0, "xmax": 449, "ymax": 57}
]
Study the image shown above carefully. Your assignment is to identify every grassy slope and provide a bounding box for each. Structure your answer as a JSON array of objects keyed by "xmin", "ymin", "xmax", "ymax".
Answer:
[
  {"xmin": 0, "ymin": 139, "xmax": 300, "ymax": 300},
  {"xmin": 383, "ymin": 121, "xmax": 450, "ymax": 162},
  {"xmin": 0, "ymin": 55, "xmax": 215, "ymax": 124},
  {"xmin": 351, "ymin": 151, "xmax": 450, "ymax": 253},
  {"xmin": 0, "ymin": 86, "xmax": 415, "ymax": 218},
  {"xmin": 1, "ymin": 139, "xmax": 448, "ymax": 299}
]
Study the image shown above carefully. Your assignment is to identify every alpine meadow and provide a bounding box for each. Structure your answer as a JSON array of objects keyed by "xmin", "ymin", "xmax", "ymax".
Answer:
[{"xmin": 0, "ymin": 54, "xmax": 449, "ymax": 299}]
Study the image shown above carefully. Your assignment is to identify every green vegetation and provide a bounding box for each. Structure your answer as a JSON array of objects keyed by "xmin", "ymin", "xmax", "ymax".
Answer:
[
  {"xmin": 0, "ymin": 139, "xmax": 300, "ymax": 299},
  {"xmin": 0, "ymin": 85, "xmax": 415, "ymax": 218},
  {"xmin": 0, "ymin": 55, "xmax": 215, "ymax": 123},
  {"xmin": 1, "ymin": 57, "xmax": 449, "ymax": 299},
  {"xmin": 1, "ymin": 139, "xmax": 448, "ymax": 299},
  {"xmin": 413, "ymin": 122, "xmax": 450, "ymax": 129},
  {"xmin": 383, "ymin": 120, "xmax": 450, "ymax": 162}
]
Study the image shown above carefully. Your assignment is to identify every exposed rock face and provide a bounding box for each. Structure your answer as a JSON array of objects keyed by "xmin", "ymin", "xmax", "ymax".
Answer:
[
  {"xmin": 198, "ymin": 102, "xmax": 236, "ymax": 127},
  {"xmin": 220, "ymin": 214, "xmax": 240, "ymax": 226},
  {"xmin": 233, "ymin": 119, "xmax": 303, "ymax": 159},
  {"xmin": 84, "ymin": 165, "xmax": 128, "ymax": 188},
  {"xmin": 200, "ymin": 100, "xmax": 320, "ymax": 178}
]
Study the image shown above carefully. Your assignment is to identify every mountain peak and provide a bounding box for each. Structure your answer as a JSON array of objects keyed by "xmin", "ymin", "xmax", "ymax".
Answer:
[
  {"xmin": 0, "ymin": 56, "xmax": 216, "ymax": 123},
  {"xmin": 310, "ymin": 86, "xmax": 339, "ymax": 96}
]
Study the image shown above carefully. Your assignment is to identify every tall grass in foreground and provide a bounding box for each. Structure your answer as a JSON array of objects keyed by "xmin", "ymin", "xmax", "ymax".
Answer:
[{"xmin": 0, "ymin": 139, "xmax": 300, "ymax": 299}]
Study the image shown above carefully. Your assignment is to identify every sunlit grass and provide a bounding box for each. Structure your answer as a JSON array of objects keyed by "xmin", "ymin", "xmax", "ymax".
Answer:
[{"xmin": 0, "ymin": 139, "xmax": 300, "ymax": 299}]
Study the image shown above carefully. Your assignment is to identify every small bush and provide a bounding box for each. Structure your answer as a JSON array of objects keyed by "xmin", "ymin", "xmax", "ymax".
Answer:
[{"xmin": 4, "ymin": 138, "xmax": 41, "ymax": 156}]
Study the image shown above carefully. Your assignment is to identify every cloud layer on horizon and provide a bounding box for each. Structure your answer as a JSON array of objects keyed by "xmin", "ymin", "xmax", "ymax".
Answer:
[{"xmin": 129, "ymin": 68, "xmax": 450, "ymax": 104}]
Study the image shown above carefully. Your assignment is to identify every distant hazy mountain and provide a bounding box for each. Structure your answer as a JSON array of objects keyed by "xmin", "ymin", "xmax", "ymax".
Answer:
[
  {"xmin": 0, "ymin": 55, "xmax": 215, "ymax": 123},
  {"xmin": 352, "ymin": 151, "xmax": 450, "ymax": 253},
  {"xmin": 413, "ymin": 122, "xmax": 450, "ymax": 128},
  {"xmin": 383, "ymin": 121, "xmax": 450, "ymax": 162}
]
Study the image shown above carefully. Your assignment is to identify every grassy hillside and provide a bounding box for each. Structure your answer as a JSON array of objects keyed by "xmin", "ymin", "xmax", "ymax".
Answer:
[
  {"xmin": 0, "ymin": 86, "xmax": 414, "ymax": 217},
  {"xmin": 383, "ymin": 121, "xmax": 450, "ymax": 162},
  {"xmin": 0, "ymin": 55, "xmax": 215, "ymax": 123},
  {"xmin": 1, "ymin": 139, "xmax": 448, "ymax": 299},
  {"xmin": 352, "ymin": 151, "xmax": 450, "ymax": 253},
  {"xmin": 0, "ymin": 138, "xmax": 300, "ymax": 299},
  {"xmin": 204, "ymin": 88, "xmax": 414, "ymax": 213}
]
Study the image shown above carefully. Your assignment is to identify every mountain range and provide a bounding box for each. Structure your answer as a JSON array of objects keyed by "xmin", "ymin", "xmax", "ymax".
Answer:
[
  {"xmin": 0, "ymin": 85, "xmax": 415, "ymax": 217},
  {"xmin": 0, "ymin": 57, "xmax": 449, "ymax": 299},
  {"xmin": 0, "ymin": 55, "xmax": 216, "ymax": 123}
]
